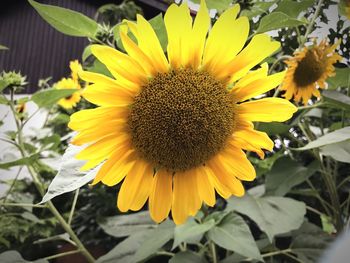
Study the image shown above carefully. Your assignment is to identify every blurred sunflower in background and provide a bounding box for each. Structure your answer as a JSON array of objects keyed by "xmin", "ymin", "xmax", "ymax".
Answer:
[
  {"xmin": 69, "ymin": 1, "xmax": 297, "ymax": 224},
  {"xmin": 70, "ymin": 59, "xmax": 83, "ymax": 83},
  {"xmin": 280, "ymin": 40, "xmax": 342, "ymax": 105},
  {"xmin": 55, "ymin": 77, "xmax": 81, "ymax": 109}
]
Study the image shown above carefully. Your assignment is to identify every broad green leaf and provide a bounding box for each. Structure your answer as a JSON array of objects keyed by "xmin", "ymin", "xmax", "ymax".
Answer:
[
  {"xmin": 227, "ymin": 194, "xmax": 306, "ymax": 241},
  {"xmin": 86, "ymin": 59, "xmax": 113, "ymax": 78},
  {"xmin": 322, "ymin": 90, "xmax": 350, "ymax": 111},
  {"xmin": 191, "ymin": 0, "xmax": 233, "ymax": 12},
  {"xmin": 0, "ymin": 45, "xmax": 8, "ymax": 50},
  {"xmin": 0, "ymin": 154, "xmax": 39, "ymax": 170},
  {"xmin": 327, "ymin": 67, "xmax": 350, "ymax": 89},
  {"xmin": 304, "ymin": 108, "xmax": 323, "ymax": 118},
  {"xmin": 0, "ymin": 251, "xmax": 47, "ymax": 263},
  {"xmin": 98, "ymin": 211, "xmax": 156, "ymax": 238},
  {"xmin": 0, "ymin": 80, "xmax": 9, "ymax": 92},
  {"xmin": 82, "ymin": 45, "xmax": 92, "ymax": 62},
  {"xmin": 172, "ymin": 219, "xmax": 215, "ymax": 249},
  {"xmin": 321, "ymin": 140, "xmax": 350, "ymax": 163},
  {"xmin": 297, "ymin": 127, "xmax": 350, "ymax": 150},
  {"xmin": 31, "ymin": 88, "xmax": 77, "ymax": 108},
  {"xmin": 134, "ymin": 220, "xmax": 175, "ymax": 262},
  {"xmin": 274, "ymin": 0, "xmax": 314, "ymax": 18},
  {"xmin": 240, "ymin": 1, "xmax": 277, "ymax": 19},
  {"xmin": 208, "ymin": 213, "xmax": 262, "ymax": 260},
  {"xmin": 265, "ymin": 157, "xmax": 319, "ymax": 196},
  {"xmin": 258, "ymin": 122, "xmax": 291, "ymax": 136},
  {"xmin": 256, "ymin": 12, "xmax": 307, "ymax": 33},
  {"xmin": 290, "ymin": 222, "xmax": 333, "ymax": 263},
  {"xmin": 40, "ymin": 145, "xmax": 100, "ymax": 203},
  {"xmin": 28, "ymin": 0, "xmax": 98, "ymax": 38},
  {"xmin": 0, "ymin": 95, "xmax": 8, "ymax": 104},
  {"xmin": 21, "ymin": 212, "xmax": 43, "ymax": 224},
  {"xmin": 149, "ymin": 14, "xmax": 167, "ymax": 52},
  {"xmin": 96, "ymin": 231, "xmax": 151, "ymax": 263},
  {"xmin": 169, "ymin": 252, "xmax": 208, "ymax": 263}
]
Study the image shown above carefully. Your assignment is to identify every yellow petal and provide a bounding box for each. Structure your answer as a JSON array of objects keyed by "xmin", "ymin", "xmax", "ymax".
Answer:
[
  {"xmin": 69, "ymin": 107, "xmax": 128, "ymax": 131},
  {"xmin": 164, "ymin": 2, "xmax": 193, "ymax": 68},
  {"xmin": 172, "ymin": 171, "xmax": 201, "ymax": 224},
  {"xmin": 203, "ymin": 5, "xmax": 249, "ymax": 75},
  {"xmin": 206, "ymin": 167, "xmax": 232, "ymax": 199},
  {"xmin": 196, "ymin": 166, "xmax": 215, "ymax": 206},
  {"xmin": 82, "ymin": 84, "xmax": 135, "ymax": 107},
  {"xmin": 237, "ymin": 98, "xmax": 297, "ymax": 122},
  {"xmin": 91, "ymin": 44, "xmax": 147, "ymax": 85},
  {"xmin": 117, "ymin": 160, "xmax": 152, "ymax": 212},
  {"xmin": 219, "ymin": 34, "xmax": 280, "ymax": 82},
  {"xmin": 190, "ymin": 0, "xmax": 210, "ymax": 68},
  {"xmin": 230, "ymin": 138, "xmax": 265, "ymax": 159},
  {"xmin": 149, "ymin": 169, "xmax": 172, "ymax": 223},
  {"xmin": 208, "ymin": 157, "xmax": 245, "ymax": 197},
  {"xmin": 119, "ymin": 26, "xmax": 156, "ymax": 76},
  {"xmin": 219, "ymin": 147, "xmax": 256, "ymax": 181},
  {"xmin": 234, "ymin": 71, "xmax": 286, "ymax": 102},
  {"xmin": 234, "ymin": 63, "xmax": 268, "ymax": 88},
  {"xmin": 233, "ymin": 128, "xmax": 274, "ymax": 151},
  {"xmin": 127, "ymin": 15, "xmax": 169, "ymax": 73}
]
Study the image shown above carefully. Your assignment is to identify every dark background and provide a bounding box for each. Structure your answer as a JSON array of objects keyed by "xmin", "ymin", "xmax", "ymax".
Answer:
[{"xmin": 0, "ymin": 0, "xmax": 165, "ymax": 93}]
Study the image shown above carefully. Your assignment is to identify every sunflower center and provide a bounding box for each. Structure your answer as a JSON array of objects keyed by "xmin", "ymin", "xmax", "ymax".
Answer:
[
  {"xmin": 128, "ymin": 68, "xmax": 236, "ymax": 172},
  {"xmin": 293, "ymin": 50, "xmax": 325, "ymax": 87}
]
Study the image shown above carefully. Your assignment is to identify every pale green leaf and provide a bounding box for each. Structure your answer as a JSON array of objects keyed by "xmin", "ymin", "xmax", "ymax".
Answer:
[
  {"xmin": 0, "ymin": 251, "xmax": 48, "ymax": 263},
  {"xmin": 31, "ymin": 88, "xmax": 77, "ymax": 108},
  {"xmin": 240, "ymin": 1, "xmax": 277, "ymax": 19},
  {"xmin": 0, "ymin": 45, "xmax": 9, "ymax": 50},
  {"xmin": 256, "ymin": 12, "xmax": 307, "ymax": 33},
  {"xmin": 0, "ymin": 80, "xmax": 9, "ymax": 92},
  {"xmin": 208, "ymin": 213, "xmax": 262, "ymax": 260},
  {"xmin": 191, "ymin": 0, "xmax": 233, "ymax": 12},
  {"xmin": 227, "ymin": 194, "xmax": 306, "ymax": 241},
  {"xmin": 274, "ymin": 0, "xmax": 314, "ymax": 18},
  {"xmin": 321, "ymin": 140, "xmax": 350, "ymax": 163},
  {"xmin": 149, "ymin": 14, "xmax": 167, "ymax": 51},
  {"xmin": 169, "ymin": 252, "xmax": 208, "ymax": 263},
  {"xmin": 0, "ymin": 154, "xmax": 39, "ymax": 170},
  {"xmin": 40, "ymin": 145, "xmax": 101, "ymax": 203},
  {"xmin": 297, "ymin": 127, "xmax": 350, "ymax": 150},
  {"xmin": 28, "ymin": 0, "xmax": 98, "ymax": 38},
  {"xmin": 327, "ymin": 67, "xmax": 350, "ymax": 89},
  {"xmin": 322, "ymin": 90, "xmax": 350, "ymax": 111},
  {"xmin": 98, "ymin": 211, "xmax": 156, "ymax": 238},
  {"xmin": 258, "ymin": 122, "xmax": 291, "ymax": 136},
  {"xmin": 172, "ymin": 219, "xmax": 215, "ymax": 249}
]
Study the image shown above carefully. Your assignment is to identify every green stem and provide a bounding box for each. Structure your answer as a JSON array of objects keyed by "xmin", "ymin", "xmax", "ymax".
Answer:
[
  {"xmin": 68, "ymin": 189, "xmax": 80, "ymax": 225},
  {"xmin": 8, "ymin": 95, "xmax": 95, "ymax": 263},
  {"xmin": 209, "ymin": 241, "xmax": 218, "ymax": 263},
  {"xmin": 299, "ymin": 0, "xmax": 323, "ymax": 48},
  {"xmin": 297, "ymin": 102, "xmax": 324, "ymax": 111},
  {"xmin": 1, "ymin": 166, "xmax": 23, "ymax": 204},
  {"xmin": 43, "ymin": 250, "xmax": 81, "ymax": 261},
  {"xmin": 0, "ymin": 202, "xmax": 46, "ymax": 208}
]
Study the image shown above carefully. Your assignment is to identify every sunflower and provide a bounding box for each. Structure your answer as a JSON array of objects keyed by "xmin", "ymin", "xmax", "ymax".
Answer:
[
  {"xmin": 55, "ymin": 77, "xmax": 81, "ymax": 109},
  {"xmin": 69, "ymin": 1, "xmax": 297, "ymax": 224},
  {"xmin": 280, "ymin": 40, "xmax": 342, "ymax": 105},
  {"xmin": 70, "ymin": 60, "xmax": 83, "ymax": 83}
]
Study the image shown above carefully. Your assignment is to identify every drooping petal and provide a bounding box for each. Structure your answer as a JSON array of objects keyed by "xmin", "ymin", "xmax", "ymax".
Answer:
[
  {"xmin": 233, "ymin": 128, "xmax": 274, "ymax": 152},
  {"xmin": 196, "ymin": 166, "xmax": 216, "ymax": 206},
  {"xmin": 237, "ymin": 98, "xmax": 297, "ymax": 122},
  {"xmin": 149, "ymin": 170, "xmax": 172, "ymax": 223},
  {"xmin": 117, "ymin": 160, "xmax": 153, "ymax": 212},
  {"xmin": 172, "ymin": 170, "xmax": 201, "ymax": 224}
]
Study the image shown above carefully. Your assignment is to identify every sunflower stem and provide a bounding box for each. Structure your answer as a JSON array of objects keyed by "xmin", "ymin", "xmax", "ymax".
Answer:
[
  {"xmin": 209, "ymin": 241, "xmax": 218, "ymax": 263},
  {"xmin": 68, "ymin": 188, "xmax": 80, "ymax": 225},
  {"xmin": 8, "ymin": 94, "xmax": 95, "ymax": 263},
  {"xmin": 299, "ymin": 0, "xmax": 323, "ymax": 48}
]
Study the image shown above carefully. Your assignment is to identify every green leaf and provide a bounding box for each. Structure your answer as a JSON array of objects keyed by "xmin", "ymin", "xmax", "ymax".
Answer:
[
  {"xmin": 134, "ymin": 220, "xmax": 175, "ymax": 262},
  {"xmin": 28, "ymin": 0, "xmax": 98, "ymax": 38},
  {"xmin": 327, "ymin": 67, "xmax": 350, "ymax": 89},
  {"xmin": 82, "ymin": 45, "xmax": 92, "ymax": 62},
  {"xmin": 31, "ymin": 88, "xmax": 77, "ymax": 108},
  {"xmin": 297, "ymin": 127, "xmax": 350, "ymax": 150},
  {"xmin": 227, "ymin": 194, "xmax": 306, "ymax": 241},
  {"xmin": 0, "ymin": 154, "xmax": 39, "ymax": 170},
  {"xmin": 274, "ymin": 0, "xmax": 314, "ymax": 18},
  {"xmin": 290, "ymin": 222, "xmax": 333, "ymax": 263},
  {"xmin": 40, "ymin": 145, "xmax": 100, "ymax": 203},
  {"xmin": 86, "ymin": 59, "xmax": 113, "ymax": 78},
  {"xmin": 0, "ymin": 251, "xmax": 48, "ymax": 263},
  {"xmin": 265, "ymin": 157, "xmax": 319, "ymax": 196},
  {"xmin": 98, "ymin": 211, "xmax": 156, "ymax": 238},
  {"xmin": 256, "ymin": 12, "xmax": 307, "ymax": 33},
  {"xmin": 0, "ymin": 80, "xmax": 9, "ymax": 92},
  {"xmin": 240, "ymin": 1, "xmax": 277, "ymax": 19},
  {"xmin": 96, "ymin": 231, "xmax": 151, "ymax": 263},
  {"xmin": 149, "ymin": 14, "xmax": 167, "ymax": 52},
  {"xmin": 0, "ymin": 95, "xmax": 8, "ymax": 104},
  {"xmin": 258, "ymin": 122, "xmax": 291, "ymax": 136},
  {"xmin": 0, "ymin": 45, "xmax": 9, "ymax": 50},
  {"xmin": 169, "ymin": 252, "xmax": 208, "ymax": 263},
  {"xmin": 322, "ymin": 90, "xmax": 350, "ymax": 111},
  {"xmin": 321, "ymin": 140, "xmax": 350, "ymax": 163},
  {"xmin": 191, "ymin": 0, "xmax": 233, "ymax": 12},
  {"xmin": 172, "ymin": 219, "xmax": 215, "ymax": 249},
  {"xmin": 208, "ymin": 213, "xmax": 262, "ymax": 260}
]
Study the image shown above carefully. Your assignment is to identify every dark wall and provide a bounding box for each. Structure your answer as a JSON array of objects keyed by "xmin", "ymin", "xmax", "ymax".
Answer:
[{"xmin": 0, "ymin": 0, "xmax": 164, "ymax": 93}]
